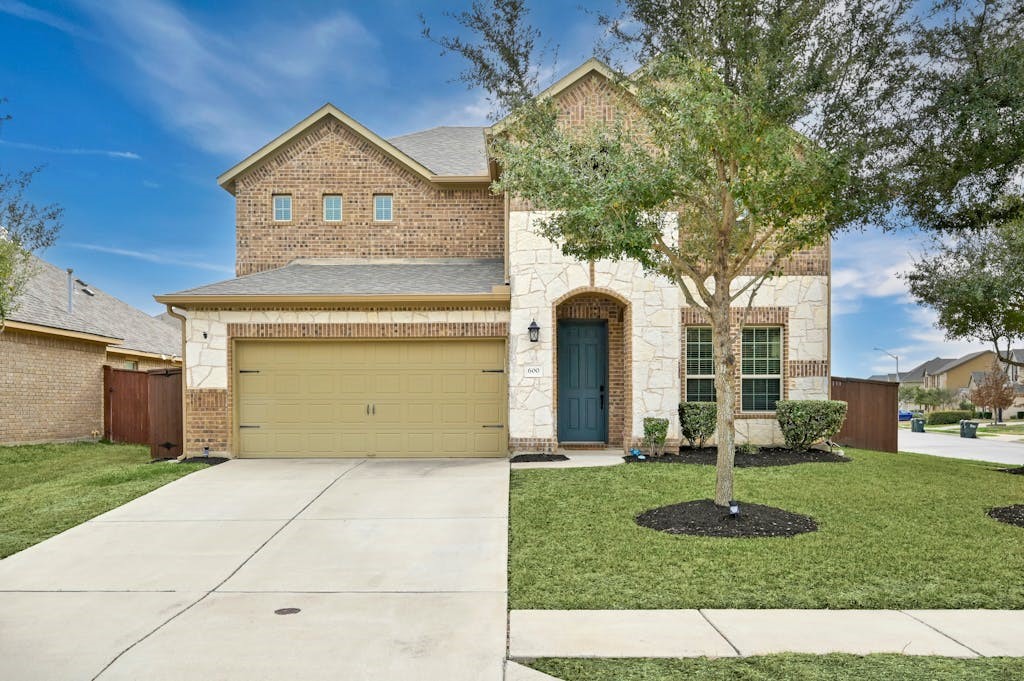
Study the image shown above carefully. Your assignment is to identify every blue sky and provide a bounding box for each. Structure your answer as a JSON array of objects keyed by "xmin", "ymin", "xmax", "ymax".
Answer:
[{"xmin": 0, "ymin": 0, "xmax": 983, "ymax": 377}]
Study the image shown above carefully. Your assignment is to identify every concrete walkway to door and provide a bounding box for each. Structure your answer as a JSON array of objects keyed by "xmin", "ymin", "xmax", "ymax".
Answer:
[{"xmin": 0, "ymin": 458, "xmax": 509, "ymax": 681}]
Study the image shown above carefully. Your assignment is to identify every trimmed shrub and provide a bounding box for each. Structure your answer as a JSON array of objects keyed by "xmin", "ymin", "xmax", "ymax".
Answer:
[
  {"xmin": 679, "ymin": 402, "xmax": 717, "ymax": 448},
  {"xmin": 736, "ymin": 443, "xmax": 760, "ymax": 456},
  {"xmin": 926, "ymin": 410, "xmax": 974, "ymax": 425},
  {"xmin": 775, "ymin": 400, "xmax": 848, "ymax": 450},
  {"xmin": 643, "ymin": 417, "xmax": 669, "ymax": 456}
]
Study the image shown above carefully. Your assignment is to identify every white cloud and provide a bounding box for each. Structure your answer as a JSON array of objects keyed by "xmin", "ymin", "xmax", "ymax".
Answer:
[
  {"xmin": 0, "ymin": 0, "xmax": 92, "ymax": 39},
  {"xmin": 59, "ymin": 0, "xmax": 384, "ymax": 157},
  {"xmin": 830, "ymin": 229, "xmax": 920, "ymax": 316},
  {"xmin": 69, "ymin": 243, "xmax": 233, "ymax": 274},
  {"xmin": 0, "ymin": 139, "xmax": 140, "ymax": 159}
]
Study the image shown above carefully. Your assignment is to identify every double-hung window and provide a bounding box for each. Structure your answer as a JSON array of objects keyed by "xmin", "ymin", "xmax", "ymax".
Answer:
[
  {"xmin": 273, "ymin": 194, "xmax": 292, "ymax": 221},
  {"xmin": 323, "ymin": 194, "xmax": 342, "ymax": 222},
  {"xmin": 741, "ymin": 327, "xmax": 782, "ymax": 411},
  {"xmin": 685, "ymin": 327, "xmax": 716, "ymax": 402},
  {"xmin": 373, "ymin": 194, "xmax": 393, "ymax": 222}
]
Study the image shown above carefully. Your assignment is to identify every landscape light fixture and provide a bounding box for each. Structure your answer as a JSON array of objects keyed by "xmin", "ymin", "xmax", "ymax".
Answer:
[
  {"xmin": 729, "ymin": 500, "xmax": 740, "ymax": 518},
  {"xmin": 528, "ymin": 319, "xmax": 540, "ymax": 343}
]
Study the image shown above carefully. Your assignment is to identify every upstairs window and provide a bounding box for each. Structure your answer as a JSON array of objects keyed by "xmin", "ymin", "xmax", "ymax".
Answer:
[
  {"xmin": 323, "ymin": 194, "xmax": 343, "ymax": 222},
  {"xmin": 273, "ymin": 194, "xmax": 292, "ymax": 221},
  {"xmin": 741, "ymin": 327, "xmax": 782, "ymax": 411},
  {"xmin": 374, "ymin": 194, "xmax": 393, "ymax": 222},
  {"xmin": 685, "ymin": 327, "xmax": 716, "ymax": 402}
]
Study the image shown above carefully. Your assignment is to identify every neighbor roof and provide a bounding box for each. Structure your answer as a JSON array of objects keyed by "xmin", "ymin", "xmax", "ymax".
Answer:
[
  {"xmin": 388, "ymin": 127, "xmax": 489, "ymax": 177},
  {"xmin": 157, "ymin": 259, "xmax": 507, "ymax": 303},
  {"xmin": 899, "ymin": 357, "xmax": 957, "ymax": 382},
  {"xmin": 933, "ymin": 350, "xmax": 993, "ymax": 375},
  {"xmin": 8, "ymin": 255, "xmax": 181, "ymax": 357}
]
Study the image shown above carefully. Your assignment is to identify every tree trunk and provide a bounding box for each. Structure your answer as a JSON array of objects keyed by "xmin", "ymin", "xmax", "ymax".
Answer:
[{"xmin": 711, "ymin": 302, "xmax": 736, "ymax": 507}]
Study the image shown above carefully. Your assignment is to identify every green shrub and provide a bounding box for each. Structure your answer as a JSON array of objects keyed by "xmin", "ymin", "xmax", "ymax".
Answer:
[
  {"xmin": 926, "ymin": 410, "xmax": 974, "ymax": 425},
  {"xmin": 959, "ymin": 400, "xmax": 975, "ymax": 412},
  {"xmin": 775, "ymin": 400, "xmax": 848, "ymax": 450},
  {"xmin": 678, "ymin": 402, "xmax": 717, "ymax": 448},
  {"xmin": 643, "ymin": 417, "xmax": 669, "ymax": 456},
  {"xmin": 736, "ymin": 443, "xmax": 760, "ymax": 456}
]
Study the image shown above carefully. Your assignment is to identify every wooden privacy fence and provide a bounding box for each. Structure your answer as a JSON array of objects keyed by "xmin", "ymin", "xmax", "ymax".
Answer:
[
  {"xmin": 103, "ymin": 366, "xmax": 182, "ymax": 459},
  {"xmin": 830, "ymin": 376, "xmax": 898, "ymax": 453}
]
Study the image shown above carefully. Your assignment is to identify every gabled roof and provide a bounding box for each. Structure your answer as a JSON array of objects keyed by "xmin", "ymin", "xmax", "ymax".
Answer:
[
  {"xmin": 217, "ymin": 104, "xmax": 491, "ymax": 194},
  {"xmin": 867, "ymin": 373, "xmax": 900, "ymax": 382},
  {"xmin": 7, "ymin": 254, "xmax": 181, "ymax": 358},
  {"xmin": 900, "ymin": 357, "xmax": 957, "ymax": 382},
  {"xmin": 156, "ymin": 258, "xmax": 509, "ymax": 305},
  {"xmin": 933, "ymin": 350, "xmax": 993, "ymax": 375},
  {"xmin": 489, "ymin": 57, "xmax": 619, "ymax": 135},
  {"xmin": 388, "ymin": 127, "xmax": 489, "ymax": 177}
]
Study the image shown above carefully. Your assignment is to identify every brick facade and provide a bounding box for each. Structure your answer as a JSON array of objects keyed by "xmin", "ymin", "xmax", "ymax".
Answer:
[
  {"xmin": 233, "ymin": 118, "xmax": 505, "ymax": 275},
  {"xmin": 0, "ymin": 329, "xmax": 106, "ymax": 444},
  {"xmin": 186, "ymin": 388, "xmax": 228, "ymax": 455}
]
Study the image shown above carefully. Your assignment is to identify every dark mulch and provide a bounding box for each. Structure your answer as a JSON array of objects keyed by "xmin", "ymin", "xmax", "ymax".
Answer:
[
  {"xmin": 153, "ymin": 456, "xmax": 229, "ymax": 466},
  {"xmin": 988, "ymin": 505, "xmax": 1024, "ymax": 528},
  {"xmin": 636, "ymin": 499, "xmax": 818, "ymax": 538},
  {"xmin": 624, "ymin": 446, "xmax": 849, "ymax": 467},
  {"xmin": 997, "ymin": 467, "xmax": 1024, "ymax": 475},
  {"xmin": 511, "ymin": 453, "xmax": 570, "ymax": 463}
]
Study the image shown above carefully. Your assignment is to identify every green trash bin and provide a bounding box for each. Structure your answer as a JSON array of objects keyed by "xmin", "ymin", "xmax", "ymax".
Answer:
[
  {"xmin": 961, "ymin": 420, "xmax": 978, "ymax": 439},
  {"xmin": 911, "ymin": 417, "xmax": 925, "ymax": 433}
]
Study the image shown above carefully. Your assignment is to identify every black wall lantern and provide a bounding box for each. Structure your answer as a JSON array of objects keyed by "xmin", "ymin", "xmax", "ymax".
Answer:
[{"xmin": 528, "ymin": 319, "xmax": 540, "ymax": 343}]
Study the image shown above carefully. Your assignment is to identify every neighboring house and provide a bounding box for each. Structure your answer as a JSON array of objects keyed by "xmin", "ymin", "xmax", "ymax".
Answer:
[
  {"xmin": 156, "ymin": 59, "xmax": 830, "ymax": 459},
  {"xmin": 1, "ymin": 255, "xmax": 181, "ymax": 445},
  {"xmin": 868, "ymin": 357, "xmax": 955, "ymax": 390},
  {"xmin": 922, "ymin": 350, "xmax": 995, "ymax": 396}
]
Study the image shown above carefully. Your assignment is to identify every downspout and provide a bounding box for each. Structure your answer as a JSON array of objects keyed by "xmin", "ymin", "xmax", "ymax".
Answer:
[{"xmin": 164, "ymin": 304, "xmax": 188, "ymax": 461}]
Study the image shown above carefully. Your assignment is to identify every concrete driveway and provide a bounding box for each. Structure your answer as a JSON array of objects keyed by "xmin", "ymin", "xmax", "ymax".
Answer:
[
  {"xmin": 899, "ymin": 430, "xmax": 1024, "ymax": 466},
  {"xmin": 0, "ymin": 458, "xmax": 509, "ymax": 681}
]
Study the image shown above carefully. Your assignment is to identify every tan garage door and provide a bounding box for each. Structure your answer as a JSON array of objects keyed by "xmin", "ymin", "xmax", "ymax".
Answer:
[{"xmin": 235, "ymin": 340, "xmax": 507, "ymax": 458}]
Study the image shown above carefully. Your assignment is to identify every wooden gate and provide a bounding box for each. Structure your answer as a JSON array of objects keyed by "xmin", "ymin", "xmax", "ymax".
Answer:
[
  {"xmin": 104, "ymin": 366, "xmax": 182, "ymax": 459},
  {"xmin": 831, "ymin": 376, "xmax": 898, "ymax": 453}
]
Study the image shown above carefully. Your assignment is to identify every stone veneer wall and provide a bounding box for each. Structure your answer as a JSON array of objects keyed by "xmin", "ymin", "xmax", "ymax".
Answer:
[
  {"xmin": 0, "ymin": 329, "xmax": 107, "ymax": 444},
  {"xmin": 508, "ymin": 211, "xmax": 682, "ymax": 452},
  {"xmin": 182, "ymin": 308, "xmax": 509, "ymax": 456}
]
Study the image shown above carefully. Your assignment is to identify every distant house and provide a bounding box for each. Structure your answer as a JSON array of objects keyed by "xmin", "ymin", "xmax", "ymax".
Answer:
[
  {"xmin": 1, "ymin": 255, "xmax": 181, "ymax": 445},
  {"xmin": 868, "ymin": 356, "xmax": 955, "ymax": 389},
  {"xmin": 922, "ymin": 351, "xmax": 995, "ymax": 395}
]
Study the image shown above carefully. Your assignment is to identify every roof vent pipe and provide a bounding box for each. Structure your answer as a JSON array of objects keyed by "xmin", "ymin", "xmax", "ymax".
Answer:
[{"xmin": 66, "ymin": 268, "xmax": 73, "ymax": 313}]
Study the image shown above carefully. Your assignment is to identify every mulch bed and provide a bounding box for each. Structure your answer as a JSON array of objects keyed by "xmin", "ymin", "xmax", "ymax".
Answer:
[
  {"xmin": 636, "ymin": 499, "xmax": 818, "ymax": 538},
  {"xmin": 153, "ymin": 456, "xmax": 229, "ymax": 466},
  {"xmin": 997, "ymin": 467, "xmax": 1024, "ymax": 475},
  {"xmin": 624, "ymin": 446, "xmax": 849, "ymax": 467},
  {"xmin": 987, "ymin": 505, "xmax": 1024, "ymax": 528},
  {"xmin": 511, "ymin": 453, "xmax": 570, "ymax": 463}
]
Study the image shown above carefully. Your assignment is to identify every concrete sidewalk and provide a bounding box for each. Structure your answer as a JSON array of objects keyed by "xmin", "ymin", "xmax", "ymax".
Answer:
[
  {"xmin": 899, "ymin": 430, "xmax": 1024, "ymax": 466},
  {"xmin": 509, "ymin": 609, "xmax": 1024, "ymax": 659},
  {"xmin": 0, "ymin": 458, "xmax": 509, "ymax": 681}
]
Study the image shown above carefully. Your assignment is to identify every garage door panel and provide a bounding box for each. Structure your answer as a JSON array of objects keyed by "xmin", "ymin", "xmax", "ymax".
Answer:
[{"xmin": 235, "ymin": 340, "xmax": 506, "ymax": 458}]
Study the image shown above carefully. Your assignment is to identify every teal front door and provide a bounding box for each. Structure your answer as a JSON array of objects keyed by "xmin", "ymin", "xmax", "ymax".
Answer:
[{"xmin": 557, "ymin": 321, "xmax": 608, "ymax": 442}]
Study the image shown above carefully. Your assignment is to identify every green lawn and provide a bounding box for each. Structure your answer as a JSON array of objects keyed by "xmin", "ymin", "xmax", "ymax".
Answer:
[
  {"xmin": 509, "ymin": 448, "xmax": 1024, "ymax": 609},
  {"xmin": 0, "ymin": 442, "xmax": 210, "ymax": 558},
  {"xmin": 529, "ymin": 655, "xmax": 1024, "ymax": 681}
]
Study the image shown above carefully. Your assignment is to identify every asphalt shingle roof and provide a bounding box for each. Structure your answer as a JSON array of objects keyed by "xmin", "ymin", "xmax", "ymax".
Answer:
[
  {"xmin": 166, "ymin": 259, "xmax": 505, "ymax": 297},
  {"xmin": 388, "ymin": 127, "xmax": 489, "ymax": 177},
  {"xmin": 9, "ymin": 255, "xmax": 181, "ymax": 357}
]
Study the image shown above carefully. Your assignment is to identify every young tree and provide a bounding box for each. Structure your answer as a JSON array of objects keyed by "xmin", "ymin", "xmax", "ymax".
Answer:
[
  {"xmin": 425, "ymin": 0, "xmax": 911, "ymax": 505},
  {"xmin": 899, "ymin": 0, "xmax": 1024, "ymax": 232},
  {"xmin": 903, "ymin": 223, "xmax": 1024, "ymax": 369},
  {"xmin": 0, "ymin": 104, "xmax": 63, "ymax": 328},
  {"xmin": 969, "ymin": 360, "xmax": 1016, "ymax": 423}
]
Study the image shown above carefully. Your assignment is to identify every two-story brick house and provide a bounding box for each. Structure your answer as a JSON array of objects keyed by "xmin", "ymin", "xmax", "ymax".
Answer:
[{"xmin": 157, "ymin": 59, "xmax": 831, "ymax": 459}]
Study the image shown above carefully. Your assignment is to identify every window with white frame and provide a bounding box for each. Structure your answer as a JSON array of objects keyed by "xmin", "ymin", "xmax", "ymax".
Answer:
[
  {"xmin": 323, "ymin": 194, "xmax": 342, "ymax": 222},
  {"xmin": 685, "ymin": 327, "xmax": 716, "ymax": 402},
  {"xmin": 741, "ymin": 327, "xmax": 782, "ymax": 411},
  {"xmin": 373, "ymin": 194, "xmax": 393, "ymax": 221},
  {"xmin": 273, "ymin": 194, "xmax": 292, "ymax": 221}
]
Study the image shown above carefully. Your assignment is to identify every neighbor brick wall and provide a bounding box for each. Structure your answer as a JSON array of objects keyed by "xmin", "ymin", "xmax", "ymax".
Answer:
[
  {"xmin": 0, "ymin": 329, "xmax": 106, "ymax": 444},
  {"xmin": 104, "ymin": 352, "xmax": 179, "ymax": 372},
  {"xmin": 233, "ymin": 118, "xmax": 505, "ymax": 275}
]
